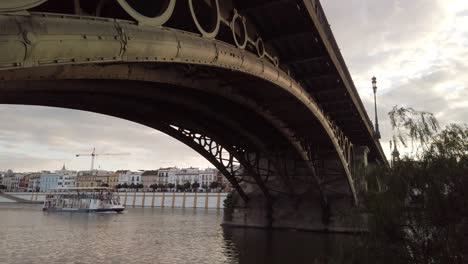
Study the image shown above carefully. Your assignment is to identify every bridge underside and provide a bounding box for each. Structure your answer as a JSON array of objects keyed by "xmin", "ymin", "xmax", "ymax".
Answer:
[
  {"xmin": 0, "ymin": 0, "xmax": 384, "ymax": 231},
  {"xmin": 0, "ymin": 63, "xmax": 368, "ymax": 231}
]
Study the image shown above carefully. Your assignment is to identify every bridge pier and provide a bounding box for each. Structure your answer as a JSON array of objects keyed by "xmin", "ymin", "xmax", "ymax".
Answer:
[
  {"xmin": 223, "ymin": 189, "xmax": 368, "ymax": 233},
  {"xmin": 223, "ymin": 146, "xmax": 372, "ymax": 233}
]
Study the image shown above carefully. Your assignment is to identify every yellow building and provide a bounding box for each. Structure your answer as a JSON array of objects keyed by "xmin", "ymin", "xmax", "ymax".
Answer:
[
  {"xmin": 75, "ymin": 172, "xmax": 97, "ymax": 188},
  {"xmin": 97, "ymin": 172, "xmax": 119, "ymax": 188},
  {"xmin": 76, "ymin": 170, "xmax": 114, "ymax": 188}
]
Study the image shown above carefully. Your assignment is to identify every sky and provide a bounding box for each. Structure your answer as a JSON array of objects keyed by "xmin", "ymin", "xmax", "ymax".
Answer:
[{"xmin": 1, "ymin": 0, "xmax": 467, "ymax": 172}]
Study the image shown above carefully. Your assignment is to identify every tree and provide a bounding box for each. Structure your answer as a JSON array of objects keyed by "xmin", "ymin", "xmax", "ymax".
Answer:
[
  {"xmin": 167, "ymin": 183, "xmax": 175, "ymax": 190},
  {"xmin": 176, "ymin": 184, "xmax": 184, "ymax": 192},
  {"xmin": 426, "ymin": 123, "xmax": 468, "ymax": 160},
  {"xmin": 388, "ymin": 105, "xmax": 439, "ymax": 153},
  {"xmin": 157, "ymin": 183, "xmax": 166, "ymax": 191},
  {"xmin": 115, "ymin": 184, "xmax": 122, "ymax": 190},
  {"xmin": 122, "ymin": 183, "xmax": 128, "ymax": 190},
  {"xmin": 150, "ymin": 184, "xmax": 158, "ymax": 192},
  {"xmin": 135, "ymin": 183, "xmax": 144, "ymax": 191},
  {"xmin": 201, "ymin": 184, "xmax": 208, "ymax": 192},
  {"xmin": 129, "ymin": 183, "xmax": 136, "ymax": 191},
  {"xmin": 183, "ymin": 182, "xmax": 191, "ymax": 191},
  {"xmin": 209, "ymin": 181, "xmax": 219, "ymax": 190},
  {"xmin": 100, "ymin": 183, "xmax": 109, "ymax": 187},
  {"xmin": 191, "ymin": 181, "xmax": 200, "ymax": 192},
  {"xmin": 366, "ymin": 123, "xmax": 468, "ymax": 263},
  {"xmin": 0, "ymin": 184, "xmax": 6, "ymax": 190}
]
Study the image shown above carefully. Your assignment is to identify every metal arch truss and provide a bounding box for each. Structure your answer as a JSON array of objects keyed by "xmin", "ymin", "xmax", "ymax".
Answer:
[
  {"xmin": 2, "ymin": 0, "xmax": 279, "ymax": 66},
  {"xmin": 0, "ymin": 1, "xmax": 360, "ymax": 203},
  {"xmin": 162, "ymin": 123, "xmax": 275, "ymax": 203}
]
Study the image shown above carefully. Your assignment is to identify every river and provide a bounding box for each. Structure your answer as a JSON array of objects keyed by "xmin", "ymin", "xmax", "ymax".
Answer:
[{"xmin": 0, "ymin": 204, "xmax": 368, "ymax": 264}]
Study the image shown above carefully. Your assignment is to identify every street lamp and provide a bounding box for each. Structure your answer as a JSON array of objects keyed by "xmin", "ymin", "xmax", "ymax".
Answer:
[{"xmin": 372, "ymin": 76, "xmax": 381, "ymax": 139}]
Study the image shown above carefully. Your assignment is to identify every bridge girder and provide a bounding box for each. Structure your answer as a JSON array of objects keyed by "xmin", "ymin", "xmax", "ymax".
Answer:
[{"xmin": 0, "ymin": 0, "xmax": 388, "ymax": 214}]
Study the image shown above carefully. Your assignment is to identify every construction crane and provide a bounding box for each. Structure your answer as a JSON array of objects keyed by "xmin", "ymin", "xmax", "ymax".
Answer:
[{"xmin": 75, "ymin": 148, "xmax": 130, "ymax": 170}]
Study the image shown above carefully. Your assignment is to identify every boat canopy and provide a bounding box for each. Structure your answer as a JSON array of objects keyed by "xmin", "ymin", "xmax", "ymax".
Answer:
[{"xmin": 50, "ymin": 187, "xmax": 114, "ymax": 192}]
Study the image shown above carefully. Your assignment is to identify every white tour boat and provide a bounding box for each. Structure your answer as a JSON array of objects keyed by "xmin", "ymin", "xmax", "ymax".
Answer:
[{"xmin": 43, "ymin": 187, "xmax": 124, "ymax": 213}]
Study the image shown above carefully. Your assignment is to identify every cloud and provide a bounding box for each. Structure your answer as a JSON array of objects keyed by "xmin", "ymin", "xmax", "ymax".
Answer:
[
  {"xmin": 1, "ymin": 0, "xmax": 467, "ymax": 170},
  {"xmin": 322, "ymin": 0, "xmax": 468, "ymax": 158},
  {"xmin": 0, "ymin": 105, "xmax": 210, "ymax": 172}
]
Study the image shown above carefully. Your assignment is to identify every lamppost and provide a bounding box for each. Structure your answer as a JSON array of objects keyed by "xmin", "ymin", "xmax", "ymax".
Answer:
[{"xmin": 372, "ymin": 76, "xmax": 381, "ymax": 139}]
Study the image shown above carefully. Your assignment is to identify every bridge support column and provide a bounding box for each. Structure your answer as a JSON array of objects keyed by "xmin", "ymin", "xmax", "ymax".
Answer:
[
  {"xmin": 223, "ymin": 178, "xmax": 368, "ymax": 233},
  {"xmin": 224, "ymin": 188, "xmax": 368, "ymax": 232},
  {"xmin": 222, "ymin": 148, "xmax": 373, "ymax": 233}
]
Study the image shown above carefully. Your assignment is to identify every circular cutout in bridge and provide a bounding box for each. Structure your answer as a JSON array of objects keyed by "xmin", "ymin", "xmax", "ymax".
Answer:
[
  {"xmin": 0, "ymin": 0, "xmax": 48, "ymax": 12},
  {"xmin": 256, "ymin": 37, "xmax": 265, "ymax": 58},
  {"xmin": 231, "ymin": 12, "xmax": 247, "ymax": 49},
  {"xmin": 189, "ymin": 0, "xmax": 220, "ymax": 39},
  {"xmin": 117, "ymin": 0, "xmax": 175, "ymax": 27}
]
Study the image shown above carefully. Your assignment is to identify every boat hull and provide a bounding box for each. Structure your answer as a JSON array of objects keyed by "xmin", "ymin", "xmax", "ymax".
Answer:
[{"xmin": 43, "ymin": 207, "xmax": 125, "ymax": 213}]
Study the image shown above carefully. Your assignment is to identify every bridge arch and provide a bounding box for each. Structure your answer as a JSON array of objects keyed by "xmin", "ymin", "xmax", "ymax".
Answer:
[
  {"xmin": 0, "ymin": 0, "xmax": 385, "ymax": 229},
  {"xmin": 0, "ymin": 7, "xmax": 359, "ymax": 200},
  {"xmin": 1, "ymin": 58, "xmax": 356, "ymax": 202}
]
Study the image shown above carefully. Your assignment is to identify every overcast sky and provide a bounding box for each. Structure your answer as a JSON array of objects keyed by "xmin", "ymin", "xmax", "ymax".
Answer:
[{"xmin": 1, "ymin": 0, "xmax": 467, "ymax": 172}]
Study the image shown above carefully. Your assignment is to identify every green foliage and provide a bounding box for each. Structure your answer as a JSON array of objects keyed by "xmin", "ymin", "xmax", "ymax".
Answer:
[
  {"xmin": 366, "ymin": 124, "xmax": 468, "ymax": 263},
  {"xmin": 167, "ymin": 183, "xmax": 175, "ymax": 189},
  {"xmin": 191, "ymin": 181, "xmax": 200, "ymax": 190},
  {"xmin": 150, "ymin": 184, "xmax": 158, "ymax": 191},
  {"xmin": 388, "ymin": 105, "xmax": 439, "ymax": 151},
  {"xmin": 0, "ymin": 184, "xmax": 6, "ymax": 190},
  {"xmin": 209, "ymin": 181, "xmax": 219, "ymax": 189},
  {"xmin": 426, "ymin": 123, "xmax": 468, "ymax": 160}
]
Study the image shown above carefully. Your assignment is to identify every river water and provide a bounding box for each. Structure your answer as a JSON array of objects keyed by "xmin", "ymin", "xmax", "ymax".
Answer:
[{"xmin": 0, "ymin": 204, "xmax": 368, "ymax": 264}]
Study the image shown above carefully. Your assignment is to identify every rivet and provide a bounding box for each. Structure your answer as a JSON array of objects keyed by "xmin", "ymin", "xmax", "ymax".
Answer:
[{"xmin": 23, "ymin": 31, "xmax": 36, "ymax": 45}]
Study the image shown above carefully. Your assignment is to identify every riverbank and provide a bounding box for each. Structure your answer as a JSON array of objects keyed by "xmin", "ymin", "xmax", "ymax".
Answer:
[{"xmin": 0, "ymin": 192, "xmax": 228, "ymax": 209}]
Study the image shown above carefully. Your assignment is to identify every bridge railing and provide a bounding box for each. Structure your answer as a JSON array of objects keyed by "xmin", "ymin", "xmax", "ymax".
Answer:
[{"xmin": 307, "ymin": 0, "xmax": 378, "ymax": 148}]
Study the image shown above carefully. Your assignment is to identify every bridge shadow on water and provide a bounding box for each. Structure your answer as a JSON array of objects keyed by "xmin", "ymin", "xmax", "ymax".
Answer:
[{"xmin": 222, "ymin": 226, "xmax": 375, "ymax": 264}]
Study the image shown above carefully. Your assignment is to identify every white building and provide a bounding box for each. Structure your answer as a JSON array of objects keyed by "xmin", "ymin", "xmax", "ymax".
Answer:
[
  {"xmin": 117, "ymin": 170, "xmax": 143, "ymax": 185},
  {"xmin": 160, "ymin": 167, "xmax": 179, "ymax": 185},
  {"xmin": 166, "ymin": 167, "xmax": 218, "ymax": 191},
  {"xmin": 174, "ymin": 167, "xmax": 200, "ymax": 185},
  {"xmin": 2, "ymin": 173, "xmax": 23, "ymax": 191},
  {"xmin": 199, "ymin": 168, "xmax": 217, "ymax": 188},
  {"xmin": 27, "ymin": 173, "xmax": 41, "ymax": 192},
  {"xmin": 56, "ymin": 165, "xmax": 77, "ymax": 188}
]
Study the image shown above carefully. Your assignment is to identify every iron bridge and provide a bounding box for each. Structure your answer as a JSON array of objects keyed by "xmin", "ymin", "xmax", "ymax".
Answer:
[{"xmin": 0, "ymin": 0, "xmax": 386, "ymax": 228}]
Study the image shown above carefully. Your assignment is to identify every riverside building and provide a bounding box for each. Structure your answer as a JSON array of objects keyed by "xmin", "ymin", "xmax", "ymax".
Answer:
[
  {"xmin": 142, "ymin": 170, "xmax": 159, "ymax": 190},
  {"xmin": 39, "ymin": 172, "xmax": 60, "ymax": 192}
]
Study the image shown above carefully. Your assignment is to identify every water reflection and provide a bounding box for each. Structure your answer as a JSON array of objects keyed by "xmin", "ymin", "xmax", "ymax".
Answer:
[
  {"xmin": 1, "ymin": 204, "xmax": 373, "ymax": 264},
  {"xmin": 222, "ymin": 227, "xmax": 368, "ymax": 264}
]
